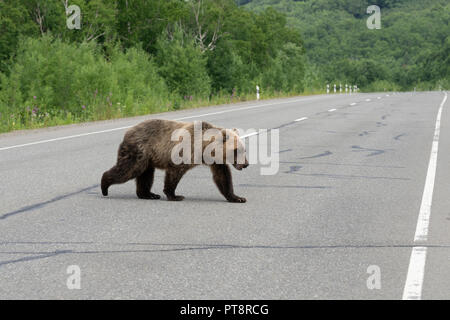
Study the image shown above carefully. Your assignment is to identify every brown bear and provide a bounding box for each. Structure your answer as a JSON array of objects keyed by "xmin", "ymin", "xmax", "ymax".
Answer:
[{"xmin": 101, "ymin": 119, "xmax": 249, "ymax": 202}]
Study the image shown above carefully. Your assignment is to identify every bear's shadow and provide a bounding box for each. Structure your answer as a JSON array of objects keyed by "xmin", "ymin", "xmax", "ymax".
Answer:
[{"xmin": 100, "ymin": 194, "xmax": 228, "ymax": 203}]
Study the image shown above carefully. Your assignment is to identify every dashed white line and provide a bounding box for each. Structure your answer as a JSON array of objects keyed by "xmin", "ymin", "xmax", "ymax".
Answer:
[
  {"xmin": 350, "ymin": 103, "xmax": 357, "ymax": 106},
  {"xmin": 366, "ymin": 99, "xmax": 371, "ymax": 102},
  {"xmin": 377, "ymin": 97, "xmax": 381, "ymax": 99},
  {"xmin": 328, "ymin": 108, "xmax": 337, "ymax": 112},
  {"xmin": 402, "ymin": 91, "xmax": 447, "ymax": 300},
  {"xmin": 294, "ymin": 117, "xmax": 308, "ymax": 122}
]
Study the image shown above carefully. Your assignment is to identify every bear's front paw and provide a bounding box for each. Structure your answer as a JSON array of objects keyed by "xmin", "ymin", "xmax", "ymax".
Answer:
[
  {"xmin": 137, "ymin": 192, "xmax": 161, "ymax": 200},
  {"xmin": 167, "ymin": 195, "xmax": 185, "ymax": 201},
  {"xmin": 228, "ymin": 196, "xmax": 247, "ymax": 203}
]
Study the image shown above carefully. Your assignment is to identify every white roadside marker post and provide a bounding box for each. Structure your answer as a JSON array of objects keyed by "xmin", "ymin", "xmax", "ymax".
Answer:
[
  {"xmin": 256, "ymin": 85, "xmax": 260, "ymax": 100},
  {"xmin": 327, "ymin": 84, "xmax": 330, "ymax": 94},
  {"xmin": 345, "ymin": 84, "xmax": 348, "ymax": 94},
  {"xmin": 340, "ymin": 83, "xmax": 342, "ymax": 94},
  {"xmin": 334, "ymin": 84, "xmax": 336, "ymax": 93}
]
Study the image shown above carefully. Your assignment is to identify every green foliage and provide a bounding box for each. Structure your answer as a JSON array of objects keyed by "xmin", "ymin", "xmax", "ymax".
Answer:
[
  {"xmin": 262, "ymin": 43, "xmax": 305, "ymax": 92},
  {"xmin": 244, "ymin": 0, "xmax": 450, "ymax": 90},
  {"xmin": 0, "ymin": 1, "xmax": 39, "ymax": 73},
  {"xmin": 155, "ymin": 26, "xmax": 211, "ymax": 98},
  {"xmin": 0, "ymin": 35, "xmax": 171, "ymax": 132},
  {"xmin": 0, "ymin": 0, "xmax": 311, "ymax": 132}
]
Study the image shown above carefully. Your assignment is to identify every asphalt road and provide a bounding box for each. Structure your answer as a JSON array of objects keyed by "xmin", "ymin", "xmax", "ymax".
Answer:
[{"xmin": 0, "ymin": 91, "xmax": 448, "ymax": 299}]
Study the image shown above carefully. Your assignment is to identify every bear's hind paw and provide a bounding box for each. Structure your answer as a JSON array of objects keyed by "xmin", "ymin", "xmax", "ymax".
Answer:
[{"xmin": 167, "ymin": 195, "xmax": 185, "ymax": 201}]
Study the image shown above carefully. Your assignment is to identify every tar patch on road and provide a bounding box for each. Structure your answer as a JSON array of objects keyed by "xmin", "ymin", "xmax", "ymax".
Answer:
[
  {"xmin": 394, "ymin": 133, "xmax": 407, "ymax": 141},
  {"xmin": 284, "ymin": 165, "xmax": 302, "ymax": 174},
  {"xmin": 299, "ymin": 151, "xmax": 332, "ymax": 159},
  {"xmin": 351, "ymin": 145, "xmax": 386, "ymax": 157}
]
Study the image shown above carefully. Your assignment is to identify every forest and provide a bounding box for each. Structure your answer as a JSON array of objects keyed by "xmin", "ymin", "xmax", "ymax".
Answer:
[
  {"xmin": 243, "ymin": 0, "xmax": 449, "ymax": 92},
  {"xmin": 0, "ymin": 0, "xmax": 448, "ymax": 133}
]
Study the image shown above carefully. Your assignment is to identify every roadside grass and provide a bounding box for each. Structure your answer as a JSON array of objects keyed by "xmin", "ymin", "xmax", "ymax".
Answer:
[{"xmin": 0, "ymin": 89, "xmax": 325, "ymax": 134}]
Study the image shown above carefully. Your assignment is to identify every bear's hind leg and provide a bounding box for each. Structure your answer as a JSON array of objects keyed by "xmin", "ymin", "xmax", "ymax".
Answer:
[
  {"xmin": 210, "ymin": 164, "xmax": 246, "ymax": 203},
  {"xmin": 102, "ymin": 164, "xmax": 141, "ymax": 196},
  {"xmin": 163, "ymin": 167, "xmax": 189, "ymax": 201},
  {"xmin": 101, "ymin": 146, "xmax": 146, "ymax": 197},
  {"xmin": 136, "ymin": 166, "xmax": 161, "ymax": 200}
]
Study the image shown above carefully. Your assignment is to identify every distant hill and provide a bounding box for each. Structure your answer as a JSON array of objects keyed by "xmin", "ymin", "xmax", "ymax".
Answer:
[{"xmin": 241, "ymin": 0, "xmax": 450, "ymax": 90}]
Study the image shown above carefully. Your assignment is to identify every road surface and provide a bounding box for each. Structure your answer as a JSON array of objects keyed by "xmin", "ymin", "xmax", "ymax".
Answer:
[{"xmin": 0, "ymin": 91, "xmax": 448, "ymax": 299}]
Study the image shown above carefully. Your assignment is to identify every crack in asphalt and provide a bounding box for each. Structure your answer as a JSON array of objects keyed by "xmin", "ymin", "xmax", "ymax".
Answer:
[{"xmin": 0, "ymin": 184, "xmax": 99, "ymax": 220}]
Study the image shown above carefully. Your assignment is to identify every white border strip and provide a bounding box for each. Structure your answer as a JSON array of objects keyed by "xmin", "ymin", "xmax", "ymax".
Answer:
[
  {"xmin": 402, "ymin": 247, "xmax": 427, "ymax": 300},
  {"xmin": 414, "ymin": 92, "xmax": 446, "ymax": 242},
  {"xmin": 402, "ymin": 91, "xmax": 447, "ymax": 300}
]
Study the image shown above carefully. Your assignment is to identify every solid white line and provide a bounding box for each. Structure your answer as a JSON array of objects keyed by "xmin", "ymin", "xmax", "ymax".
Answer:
[
  {"xmin": 402, "ymin": 247, "xmax": 427, "ymax": 300},
  {"xmin": 294, "ymin": 117, "xmax": 308, "ymax": 122},
  {"xmin": 0, "ymin": 97, "xmax": 319, "ymax": 152},
  {"xmin": 328, "ymin": 108, "xmax": 337, "ymax": 112},
  {"xmin": 402, "ymin": 91, "xmax": 447, "ymax": 300},
  {"xmin": 0, "ymin": 125, "xmax": 134, "ymax": 151},
  {"xmin": 414, "ymin": 92, "xmax": 447, "ymax": 242}
]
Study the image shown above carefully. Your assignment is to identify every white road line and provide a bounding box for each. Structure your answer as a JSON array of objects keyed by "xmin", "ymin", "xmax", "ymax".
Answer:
[
  {"xmin": 0, "ymin": 126, "xmax": 133, "ymax": 151},
  {"xmin": 350, "ymin": 103, "xmax": 356, "ymax": 106},
  {"xmin": 0, "ymin": 97, "xmax": 319, "ymax": 152},
  {"xmin": 414, "ymin": 91, "xmax": 447, "ymax": 242},
  {"xmin": 294, "ymin": 117, "xmax": 308, "ymax": 122},
  {"xmin": 328, "ymin": 108, "xmax": 337, "ymax": 112},
  {"xmin": 175, "ymin": 97, "xmax": 313, "ymax": 121},
  {"xmin": 402, "ymin": 91, "xmax": 447, "ymax": 300},
  {"xmin": 377, "ymin": 97, "xmax": 381, "ymax": 99},
  {"xmin": 366, "ymin": 99, "xmax": 371, "ymax": 102},
  {"xmin": 241, "ymin": 132, "xmax": 259, "ymax": 139},
  {"xmin": 402, "ymin": 247, "xmax": 427, "ymax": 300}
]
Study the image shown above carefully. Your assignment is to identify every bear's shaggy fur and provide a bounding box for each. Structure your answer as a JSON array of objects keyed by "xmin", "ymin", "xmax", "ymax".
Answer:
[{"xmin": 101, "ymin": 119, "xmax": 248, "ymax": 202}]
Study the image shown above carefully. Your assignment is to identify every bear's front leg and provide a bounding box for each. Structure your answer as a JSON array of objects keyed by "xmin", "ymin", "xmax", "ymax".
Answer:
[
  {"xmin": 210, "ymin": 164, "xmax": 246, "ymax": 203},
  {"xmin": 163, "ymin": 167, "xmax": 188, "ymax": 201}
]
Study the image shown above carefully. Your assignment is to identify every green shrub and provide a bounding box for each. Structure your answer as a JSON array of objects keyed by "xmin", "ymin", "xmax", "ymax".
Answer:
[
  {"xmin": 0, "ymin": 35, "xmax": 171, "ymax": 132},
  {"xmin": 155, "ymin": 26, "xmax": 211, "ymax": 99}
]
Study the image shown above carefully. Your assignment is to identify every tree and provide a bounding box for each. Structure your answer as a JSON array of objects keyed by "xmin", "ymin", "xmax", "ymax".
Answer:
[{"xmin": 155, "ymin": 25, "xmax": 211, "ymax": 97}]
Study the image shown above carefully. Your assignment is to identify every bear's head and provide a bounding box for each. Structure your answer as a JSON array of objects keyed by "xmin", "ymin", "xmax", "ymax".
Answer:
[{"xmin": 222, "ymin": 128, "xmax": 249, "ymax": 170}]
